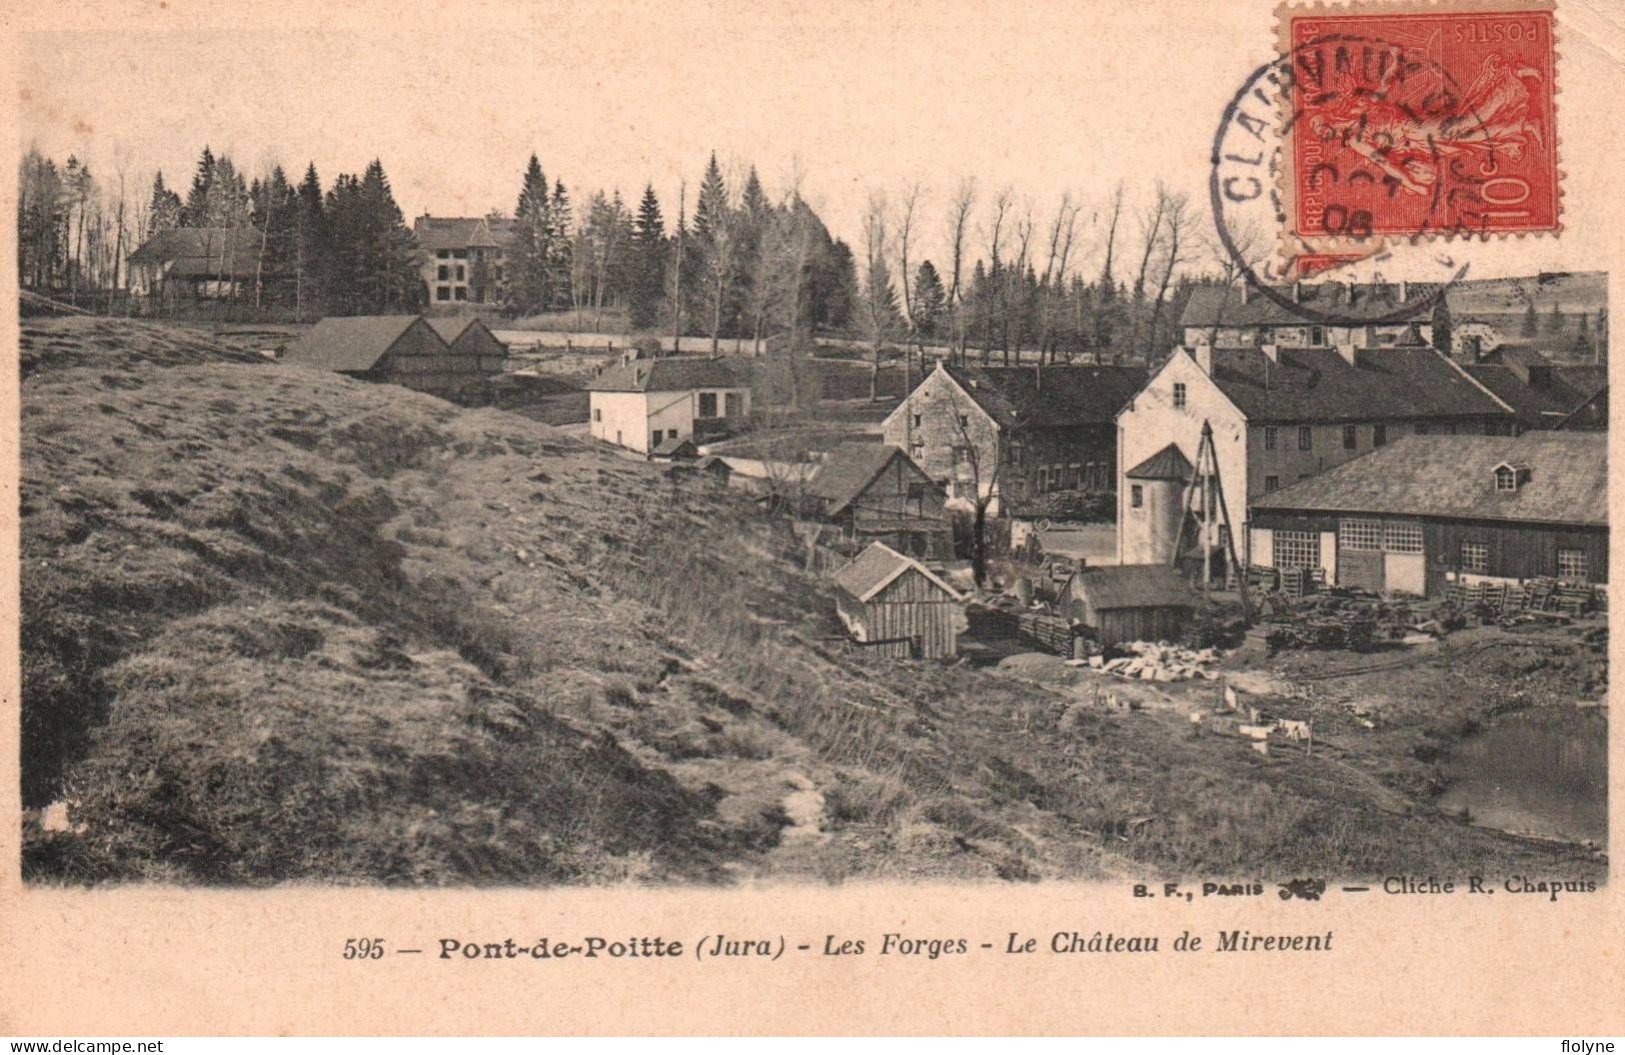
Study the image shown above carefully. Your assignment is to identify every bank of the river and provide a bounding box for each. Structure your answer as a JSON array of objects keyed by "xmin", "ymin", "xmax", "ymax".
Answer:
[{"xmin": 1226, "ymin": 621, "xmax": 1608, "ymax": 872}]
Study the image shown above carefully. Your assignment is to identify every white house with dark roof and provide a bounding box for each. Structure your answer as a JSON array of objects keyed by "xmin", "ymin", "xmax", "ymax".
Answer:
[
  {"xmin": 1248, "ymin": 432, "xmax": 1607, "ymax": 596},
  {"xmin": 413, "ymin": 215, "xmax": 514, "ymax": 307},
  {"xmin": 586, "ymin": 358, "xmax": 752, "ymax": 453},
  {"xmin": 1116, "ymin": 341, "xmax": 1518, "ymax": 566}
]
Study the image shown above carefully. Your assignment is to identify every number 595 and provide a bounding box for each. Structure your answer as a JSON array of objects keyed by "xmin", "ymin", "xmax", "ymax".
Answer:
[{"xmin": 343, "ymin": 938, "xmax": 386, "ymax": 960}]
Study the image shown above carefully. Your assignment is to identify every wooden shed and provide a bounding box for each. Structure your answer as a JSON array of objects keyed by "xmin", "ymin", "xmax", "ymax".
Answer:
[
  {"xmin": 831, "ymin": 542, "xmax": 965, "ymax": 659},
  {"xmin": 648, "ymin": 436, "xmax": 700, "ymax": 462},
  {"xmin": 1060, "ymin": 564, "xmax": 1197, "ymax": 647},
  {"xmin": 283, "ymin": 315, "xmax": 498, "ymax": 401}
]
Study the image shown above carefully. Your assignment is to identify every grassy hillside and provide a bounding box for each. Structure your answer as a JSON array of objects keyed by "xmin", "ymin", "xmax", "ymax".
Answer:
[{"xmin": 20, "ymin": 319, "xmax": 1603, "ymax": 885}]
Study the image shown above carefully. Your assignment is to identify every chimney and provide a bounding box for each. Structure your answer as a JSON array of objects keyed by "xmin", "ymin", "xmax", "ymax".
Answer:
[
  {"xmin": 1241, "ymin": 283, "xmax": 1253, "ymax": 305},
  {"xmin": 1193, "ymin": 344, "xmax": 1213, "ymax": 376},
  {"xmin": 1399, "ymin": 280, "xmax": 1410, "ymax": 302},
  {"xmin": 1344, "ymin": 283, "xmax": 1356, "ymax": 306},
  {"xmin": 1293, "ymin": 280, "xmax": 1304, "ymax": 304}
]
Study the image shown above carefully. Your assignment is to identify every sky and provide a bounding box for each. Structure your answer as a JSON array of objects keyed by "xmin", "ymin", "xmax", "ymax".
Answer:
[{"xmin": 16, "ymin": 0, "xmax": 1625, "ymax": 282}]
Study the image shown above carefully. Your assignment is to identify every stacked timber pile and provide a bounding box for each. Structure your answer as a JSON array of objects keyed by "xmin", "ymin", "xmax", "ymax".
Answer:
[
  {"xmin": 1093, "ymin": 641, "xmax": 1221, "ymax": 682},
  {"xmin": 1446, "ymin": 576, "xmax": 1606, "ymax": 623},
  {"xmin": 1014, "ymin": 611, "xmax": 1074, "ymax": 656}
]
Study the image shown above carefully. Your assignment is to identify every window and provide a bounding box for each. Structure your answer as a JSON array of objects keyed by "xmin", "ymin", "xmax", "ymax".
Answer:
[
  {"xmin": 436, "ymin": 249, "xmax": 450, "ymax": 259},
  {"xmin": 436, "ymin": 286, "xmax": 451, "ymax": 301},
  {"xmin": 437, "ymin": 265, "xmax": 449, "ymax": 281},
  {"xmin": 906, "ymin": 482, "xmax": 927, "ymax": 502},
  {"xmin": 593, "ymin": 407, "xmax": 602, "ymax": 422},
  {"xmin": 912, "ymin": 413, "xmax": 921, "ymax": 428},
  {"xmin": 1037, "ymin": 467, "xmax": 1050, "ymax": 492},
  {"xmin": 1340, "ymin": 519, "xmax": 1383, "ymax": 551},
  {"xmin": 452, "ymin": 249, "xmax": 467, "ymax": 258},
  {"xmin": 1264, "ymin": 426, "xmax": 1278, "ymax": 451},
  {"xmin": 1273, "ymin": 530, "xmax": 1320, "ymax": 570},
  {"xmin": 698, "ymin": 392, "xmax": 718, "ymax": 417},
  {"xmin": 495, "ymin": 265, "xmax": 504, "ymax": 281},
  {"xmin": 1414, "ymin": 423, "xmax": 1430, "ymax": 435},
  {"xmin": 456, "ymin": 265, "xmax": 466, "ymax": 281},
  {"xmin": 1383, "ymin": 521, "xmax": 1423, "ymax": 554},
  {"xmin": 651, "ymin": 430, "xmax": 663, "ymax": 446},
  {"xmin": 1298, "ymin": 426, "xmax": 1313, "ymax": 451},
  {"xmin": 454, "ymin": 287, "xmax": 467, "ymax": 301},
  {"xmin": 1557, "ymin": 548, "xmax": 1588, "ymax": 582},
  {"xmin": 1373, "ymin": 424, "xmax": 1387, "ymax": 447},
  {"xmin": 1460, "ymin": 542, "xmax": 1489, "ymax": 574},
  {"xmin": 474, "ymin": 249, "xmax": 484, "ymax": 262},
  {"xmin": 1264, "ymin": 475, "xmax": 1280, "ymax": 493},
  {"xmin": 1130, "ymin": 484, "xmax": 1143, "ymax": 508},
  {"xmin": 1173, "ymin": 382, "xmax": 1187, "ymax": 408},
  {"xmin": 1342, "ymin": 425, "xmax": 1358, "ymax": 450},
  {"xmin": 1010, "ymin": 442, "xmax": 1024, "ymax": 466},
  {"xmin": 1495, "ymin": 466, "xmax": 1517, "ymax": 491},
  {"xmin": 724, "ymin": 392, "xmax": 742, "ymax": 417},
  {"xmin": 1310, "ymin": 325, "xmax": 1325, "ymax": 346},
  {"xmin": 958, "ymin": 413, "xmax": 969, "ymax": 429}
]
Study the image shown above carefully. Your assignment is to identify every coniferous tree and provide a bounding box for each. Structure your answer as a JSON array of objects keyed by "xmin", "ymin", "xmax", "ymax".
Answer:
[
  {"xmin": 255, "ymin": 165, "xmax": 297, "ymax": 309},
  {"xmin": 508, "ymin": 155, "xmax": 550, "ymax": 315},
  {"xmin": 183, "ymin": 146, "xmax": 216, "ymax": 226},
  {"xmin": 628, "ymin": 184, "xmax": 667, "ymax": 330},
  {"xmin": 290, "ymin": 163, "xmax": 328, "ymax": 318},
  {"xmin": 548, "ymin": 179, "xmax": 573, "ymax": 310},
  {"xmin": 323, "ymin": 173, "xmax": 362, "ymax": 312},
  {"xmin": 18, "ymin": 148, "xmax": 67, "ymax": 290},
  {"xmin": 355, "ymin": 159, "xmax": 420, "ymax": 311},
  {"xmin": 691, "ymin": 153, "xmax": 739, "ymax": 349},
  {"xmin": 912, "ymin": 260, "xmax": 947, "ymax": 339},
  {"xmin": 146, "ymin": 171, "xmax": 182, "ymax": 238}
]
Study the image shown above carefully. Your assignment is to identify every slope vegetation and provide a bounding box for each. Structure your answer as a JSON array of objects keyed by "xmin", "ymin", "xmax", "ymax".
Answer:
[{"xmin": 21, "ymin": 319, "xmax": 1600, "ymax": 885}]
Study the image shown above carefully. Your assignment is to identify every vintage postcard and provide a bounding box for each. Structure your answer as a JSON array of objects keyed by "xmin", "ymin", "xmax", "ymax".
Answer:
[{"xmin": 1, "ymin": 0, "xmax": 1620, "ymax": 1037}]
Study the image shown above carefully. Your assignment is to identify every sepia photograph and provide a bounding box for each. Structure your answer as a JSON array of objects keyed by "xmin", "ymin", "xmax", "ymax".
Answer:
[{"xmin": 11, "ymin": 0, "xmax": 1609, "ymax": 899}]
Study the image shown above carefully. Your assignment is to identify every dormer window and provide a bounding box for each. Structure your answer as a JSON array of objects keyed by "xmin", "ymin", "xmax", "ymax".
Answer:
[{"xmin": 1493, "ymin": 462, "xmax": 1530, "ymax": 492}]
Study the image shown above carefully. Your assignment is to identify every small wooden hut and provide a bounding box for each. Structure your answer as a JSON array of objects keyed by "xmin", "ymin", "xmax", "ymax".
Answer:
[
  {"xmin": 1060, "ymin": 564, "xmax": 1197, "ymax": 647},
  {"xmin": 831, "ymin": 542, "xmax": 964, "ymax": 659}
]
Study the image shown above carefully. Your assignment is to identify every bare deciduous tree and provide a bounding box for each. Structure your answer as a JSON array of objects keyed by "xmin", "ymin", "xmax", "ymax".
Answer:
[
  {"xmin": 1146, "ymin": 184, "xmax": 1192, "ymax": 363},
  {"xmin": 944, "ymin": 177, "xmax": 976, "ymax": 364}
]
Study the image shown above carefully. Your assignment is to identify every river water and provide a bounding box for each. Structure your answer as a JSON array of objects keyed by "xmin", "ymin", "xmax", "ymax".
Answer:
[{"xmin": 1438, "ymin": 707, "xmax": 1608, "ymax": 843}]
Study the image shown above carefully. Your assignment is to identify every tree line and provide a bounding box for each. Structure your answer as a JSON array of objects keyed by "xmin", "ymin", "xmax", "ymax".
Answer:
[
  {"xmin": 19, "ymin": 145, "xmax": 422, "ymax": 316},
  {"xmin": 20, "ymin": 140, "xmax": 1219, "ymax": 358}
]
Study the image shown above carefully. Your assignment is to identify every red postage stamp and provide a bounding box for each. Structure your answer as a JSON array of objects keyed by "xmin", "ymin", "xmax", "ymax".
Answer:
[{"xmin": 1278, "ymin": 0, "xmax": 1559, "ymax": 245}]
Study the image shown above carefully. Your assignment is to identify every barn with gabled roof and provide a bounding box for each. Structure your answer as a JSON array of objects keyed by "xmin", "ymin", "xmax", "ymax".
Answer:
[
  {"xmin": 830, "ymin": 542, "xmax": 965, "ymax": 659},
  {"xmin": 282, "ymin": 315, "xmax": 496, "ymax": 402}
]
